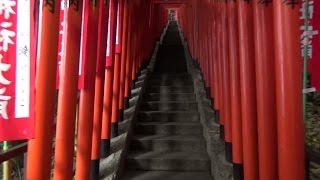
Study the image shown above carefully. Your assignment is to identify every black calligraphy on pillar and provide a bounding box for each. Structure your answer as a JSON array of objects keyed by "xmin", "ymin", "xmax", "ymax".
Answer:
[
  {"xmin": 104, "ymin": 0, "xmax": 110, "ymax": 6},
  {"xmin": 43, "ymin": 0, "xmax": 55, "ymax": 13},
  {"xmin": 19, "ymin": 46, "xmax": 29, "ymax": 57},
  {"xmin": 69, "ymin": 0, "xmax": 80, "ymax": 11},
  {"xmin": 258, "ymin": 0, "xmax": 272, "ymax": 6},
  {"xmin": 283, "ymin": 0, "xmax": 299, "ymax": 9},
  {"xmin": 243, "ymin": 0, "xmax": 251, "ymax": 4}
]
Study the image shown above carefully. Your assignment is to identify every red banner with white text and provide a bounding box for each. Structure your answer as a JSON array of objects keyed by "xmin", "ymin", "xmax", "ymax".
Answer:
[{"xmin": 0, "ymin": 0, "xmax": 36, "ymax": 141}]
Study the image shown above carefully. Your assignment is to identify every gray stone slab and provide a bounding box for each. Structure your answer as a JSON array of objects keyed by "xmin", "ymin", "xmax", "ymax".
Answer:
[
  {"xmin": 144, "ymin": 93, "xmax": 196, "ymax": 101},
  {"xmin": 140, "ymin": 101, "xmax": 198, "ymax": 111},
  {"xmin": 127, "ymin": 151, "xmax": 210, "ymax": 171},
  {"xmin": 120, "ymin": 170, "xmax": 212, "ymax": 180},
  {"xmin": 138, "ymin": 111, "xmax": 199, "ymax": 122}
]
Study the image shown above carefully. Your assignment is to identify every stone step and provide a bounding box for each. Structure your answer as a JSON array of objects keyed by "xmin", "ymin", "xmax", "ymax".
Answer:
[
  {"xmin": 130, "ymin": 134, "xmax": 206, "ymax": 153},
  {"xmin": 134, "ymin": 122, "xmax": 202, "ymax": 135},
  {"xmin": 146, "ymin": 86, "xmax": 194, "ymax": 93},
  {"xmin": 150, "ymin": 74, "xmax": 192, "ymax": 81},
  {"xmin": 151, "ymin": 73, "xmax": 190, "ymax": 78},
  {"xmin": 150, "ymin": 80, "xmax": 193, "ymax": 86},
  {"xmin": 126, "ymin": 151, "xmax": 210, "ymax": 171},
  {"xmin": 144, "ymin": 93, "xmax": 196, "ymax": 101},
  {"xmin": 120, "ymin": 170, "xmax": 212, "ymax": 180},
  {"xmin": 140, "ymin": 102, "xmax": 198, "ymax": 111},
  {"xmin": 138, "ymin": 111, "xmax": 199, "ymax": 122}
]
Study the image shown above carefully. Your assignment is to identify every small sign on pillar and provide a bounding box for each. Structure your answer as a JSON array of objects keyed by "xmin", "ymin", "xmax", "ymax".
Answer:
[{"xmin": 0, "ymin": 0, "xmax": 36, "ymax": 141}]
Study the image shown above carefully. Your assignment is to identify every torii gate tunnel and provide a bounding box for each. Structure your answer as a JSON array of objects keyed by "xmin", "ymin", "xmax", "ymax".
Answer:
[{"xmin": 0, "ymin": 0, "xmax": 315, "ymax": 180}]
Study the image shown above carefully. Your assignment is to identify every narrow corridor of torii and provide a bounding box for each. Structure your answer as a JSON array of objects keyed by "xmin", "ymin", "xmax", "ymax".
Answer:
[{"xmin": 0, "ymin": 0, "xmax": 313, "ymax": 180}]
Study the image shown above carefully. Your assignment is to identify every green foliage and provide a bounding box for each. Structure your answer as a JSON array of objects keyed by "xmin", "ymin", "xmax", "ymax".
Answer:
[{"xmin": 314, "ymin": 93, "xmax": 320, "ymax": 107}]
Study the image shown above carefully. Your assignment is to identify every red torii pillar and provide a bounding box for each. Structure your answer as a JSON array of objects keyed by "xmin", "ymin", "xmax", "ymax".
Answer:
[
  {"xmin": 217, "ymin": 1, "xmax": 225, "ymax": 140},
  {"xmin": 75, "ymin": 0, "xmax": 100, "ymax": 179},
  {"xmin": 90, "ymin": 0, "xmax": 110, "ymax": 179},
  {"xmin": 273, "ymin": 1, "xmax": 305, "ymax": 180},
  {"xmin": 252, "ymin": 1, "xmax": 278, "ymax": 180},
  {"xmin": 124, "ymin": 0, "xmax": 138, "ymax": 108},
  {"xmin": 26, "ymin": 1, "xmax": 61, "ymax": 179},
  {"xmin": 101, "ymin": 0, "xmax": 119, "ymax": 158},
  {"xmin": 237, "ymin": 1, "xmax": 259, "ymax": 179},
  {"xmin": 53, "ymin": 1, "xmax": 84, "ymax": 179},
  {"xmin": 227, "ymin": 1, "xmax": 243, "ymax": 178},
  {"xmin": 111, "ymin": 0, "xmax": 124, "ymax": 138},
  {"xmin": 212, "ymin": 1, "xmax": 221, "ymax": 125},
  {"xmin": 118, "ymin": 0, "xmax": 130, "ymax": 122},
  {"xmin": 220, "ymin": 1, "xmax": 232, "ymax": 162}
]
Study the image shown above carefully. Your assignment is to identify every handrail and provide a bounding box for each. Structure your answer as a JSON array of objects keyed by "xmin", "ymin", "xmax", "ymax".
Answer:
[{"xmin": 0, "ymin": 142, "xmax": 28, "ymax": 163}]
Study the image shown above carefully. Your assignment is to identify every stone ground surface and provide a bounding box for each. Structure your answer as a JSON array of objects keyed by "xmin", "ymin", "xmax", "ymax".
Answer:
[{"xmin": 306, "ymin": 95, "xmax": 320, "ymax": 179}]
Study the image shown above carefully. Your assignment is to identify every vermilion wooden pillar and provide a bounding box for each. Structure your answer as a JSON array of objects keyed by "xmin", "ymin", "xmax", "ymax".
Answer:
[
  {"xmin": 26, "ymin": 1, "xmax": 61, "ymax": 179},
  {"xmin": 220, "ymin": 1, "xmax": 232, "ymax": 163},
  {"xmin": 252, "ymin": 1, "xmax": 278, "ymax": 180},
  {"xmin": 101, "ymin": 0, "xmax": 119, "ymax": 157},
  {"xmin": 90, "ymin": 0, "xmax": 110, "ymax": 179},
  {"xmin": 124, "ymin": 9, "xmax": 134, "ymax": 109},
  {"xmin": 213, "ymin": 0, "xmax": 221, "ymax": 125},
  {"xmin": 119, "ymin": 0, "xmax": 129, "ymax": 121},
  {"xmin": 237, "ymin": 1, "xmax": 259, "ymax": 179},
  {"xmin": 227, "ymin": 1, "xmax": 243, "ymax": 178},
  {"xmin": 53, "ymin": 1, "xmax": 84, "ymax": 179},
  {"xmin": 273, "ymin": 1, "xmax": 305, "ymax": 180},
  {"xmin": 75, "ymin": 0, "xmax": 99, "ymax": 179},
  {"xmin": 204, "ymin": 2, "xmax": 211, "ymax": 99},
  {"xmin": 111, "ymin": 0, "xmax": 123, "ymax": 138},
  {"xmin": 208, "ymin": 3, "xmax": 216, "ymax": 107},
  {"xmin": 217, "ymin": 1, "xmax": 225, "ymax": 139},
  {"xmin": 130, "ymin": 40, "xmax": 137, "ymax": 88}
]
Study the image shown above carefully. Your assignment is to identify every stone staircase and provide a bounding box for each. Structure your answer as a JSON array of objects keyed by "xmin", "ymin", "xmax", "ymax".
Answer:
[
  {"xmin": 120, "ymin": 21, "xmax": 212, "ymax": 180},
  {"xmin": 120, "ymin": 73, "xmax": 212, "ymax": 180}
]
